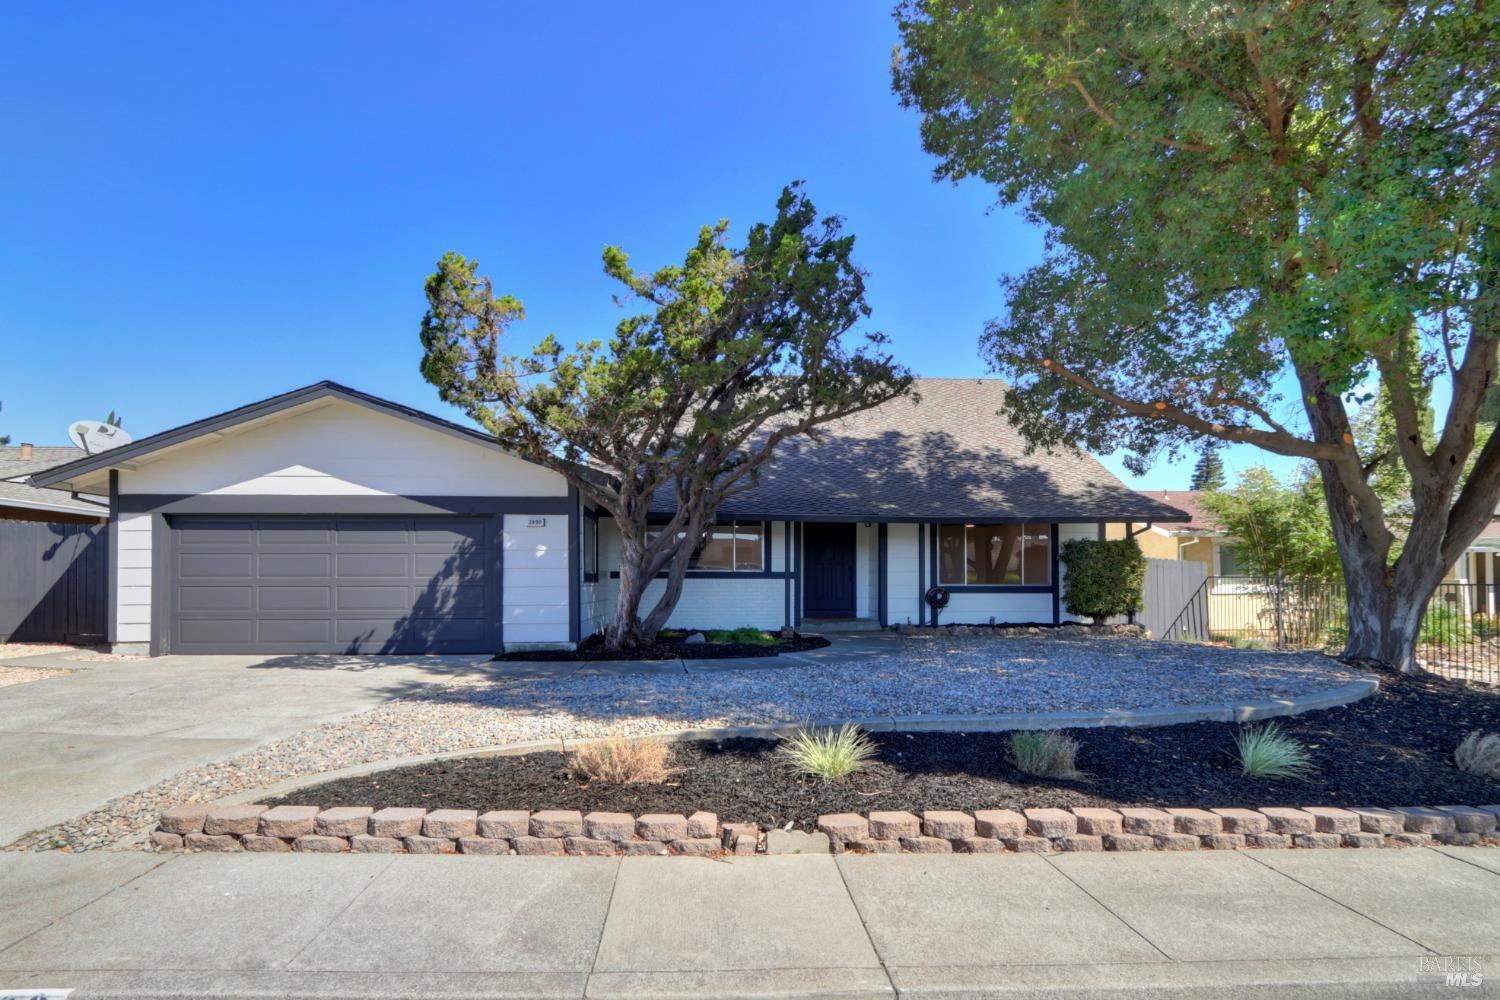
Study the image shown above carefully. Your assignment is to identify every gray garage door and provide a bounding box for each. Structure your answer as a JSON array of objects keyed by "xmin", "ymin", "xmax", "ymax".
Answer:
[{"xmin": 169, "ymin": 516, "xmax": 496, "ymax": 654}]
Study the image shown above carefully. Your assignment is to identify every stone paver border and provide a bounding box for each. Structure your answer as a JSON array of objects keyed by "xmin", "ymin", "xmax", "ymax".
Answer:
[
  {"xmin": 152, "ymin": 802, "xmax": 1499, "ymax": 857},
  {"xmin": 220, "ymin": 677, "xmax": 1380, "ymax": 807}
]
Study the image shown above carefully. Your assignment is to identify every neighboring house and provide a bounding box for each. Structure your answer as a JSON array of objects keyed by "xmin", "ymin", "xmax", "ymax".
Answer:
[
  {"xmin": 1447, "ymin": 519, "xmax": 1500, "ymax": 616},
  {"xmin": 27, "ymin": 379, "xmax": 1187, "ymax": 656},
  {"xmin": 0, "ymin": 444, "xmax": 108, "ymax": 523},
  {"xmin": 1117, "ymin": 490, "xmax": 1248, "ymax": 575}
]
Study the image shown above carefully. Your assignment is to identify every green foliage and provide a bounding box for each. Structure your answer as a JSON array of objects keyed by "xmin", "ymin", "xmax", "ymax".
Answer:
[
  {"xmin": 1420, "ymin": 601, "xmax": 1472, "ymax": 645},
  {"xmin": 705, "ymin": 627, "xmax": 777, "ymax": 646},
  {"xmin": 419, "ymin": 185, "xmax": 911, "ymax": 649},
  {"xmin": 1454, "ymin": 731, "xmax": 1500, "ymax": 780},
  {"xmin": 1230, "ymin": 637, "xmax": 1273, "ymax": 651},
  {"xmin": 1473, "ymin": 612, "xmax": 1498, "ymax": 640},
  {"xmin": 775, "ymin": 724, "xmax": 879, "ymax": 781},
  {"xmin": 1202, "ymin": 467, "xmax": 1342, "ymax": 581},
  {"xmin": 1234, "ymin": 723, "xmax": 1314, "ymax": 780},
  {"xmin": 1059, "ymin": 538, "xmax": 1145, "ymax": 623},
  {"xmin": 1009, "ymin": 730, "xmax": 1082, "ymax": 779},
  {"xmin": 1190, "ymin": 445, "xmax": 1225, "ymax": 492}
]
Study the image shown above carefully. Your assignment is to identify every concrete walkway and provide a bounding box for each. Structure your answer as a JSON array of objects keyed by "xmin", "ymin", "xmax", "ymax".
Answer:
[{"xmin": 1, "ymin": 847, "xmax": 1496, "ymax": 998}]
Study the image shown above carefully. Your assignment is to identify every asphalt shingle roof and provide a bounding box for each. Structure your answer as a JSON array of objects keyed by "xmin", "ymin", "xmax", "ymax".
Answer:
[
  {"xmin": 0, "ymin": 446, "xmax": 108, "ymax": 518},
  {"xmin": 652, "ymin": 378, "xmax": 1189, "ymax": 523}
]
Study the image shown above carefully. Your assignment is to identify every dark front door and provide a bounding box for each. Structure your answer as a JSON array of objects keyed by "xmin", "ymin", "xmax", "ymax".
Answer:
[{"xmin": 803, "ymin": 522, "xmax": 856, "ymax": 618}]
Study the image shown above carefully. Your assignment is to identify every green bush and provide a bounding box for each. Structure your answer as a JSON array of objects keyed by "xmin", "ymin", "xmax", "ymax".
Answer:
[
  {"xmin": 1421, "ymin": 601, "xmax": 1472, "ymax": 645},
  {"xmin": 1472, "ymin": 612, "xmax": 1497, "ymax": 640},
  {"xmin": 706, "ymin": 627, "xmax": 778, "ymax": 646},
  {"xmin": 1009, "ymin": 730, "xmax": 1083, "ymax": 779},
  {"xmin": 775, "ymin": 724, "xmax": 878, "ymax": 781},
  {"xmin": 1059, "ymin": 539, "xmax": 1146, "ymax": 624}
]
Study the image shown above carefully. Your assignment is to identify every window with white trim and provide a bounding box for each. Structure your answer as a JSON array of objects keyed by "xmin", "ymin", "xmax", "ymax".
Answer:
[{"xmin": 936, "ymin": 523, "xmax": 1050, "ymax": 586}]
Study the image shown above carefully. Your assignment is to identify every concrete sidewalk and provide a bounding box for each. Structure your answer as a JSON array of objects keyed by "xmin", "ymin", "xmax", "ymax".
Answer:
[{"xmin": 2, "ymin": 847, "xmax": 1497, "ymax": 998}]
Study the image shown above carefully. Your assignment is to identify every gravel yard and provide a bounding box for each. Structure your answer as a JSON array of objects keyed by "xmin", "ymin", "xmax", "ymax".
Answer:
[
  {"xmin": 0, "ymin": 664, "xmax": 73, "ymax": 687},
  {"xmin": 6, "ymin": 635, "xmax": 1366, "ymax": 852}
]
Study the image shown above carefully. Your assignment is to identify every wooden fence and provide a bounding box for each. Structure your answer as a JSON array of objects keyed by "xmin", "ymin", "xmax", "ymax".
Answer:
[
  {"xmin": 1135, "ymin": 557, "xmax": 1210, "ymax": 640},
  {"xmin": 0, "ymin": 519, "xmax": 108, "ymax": 643}
]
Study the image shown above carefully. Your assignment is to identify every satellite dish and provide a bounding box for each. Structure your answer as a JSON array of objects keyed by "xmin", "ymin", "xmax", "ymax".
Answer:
[{"xmin": 68, "ymin": 420, "xmax": 134, "ymax": 455}]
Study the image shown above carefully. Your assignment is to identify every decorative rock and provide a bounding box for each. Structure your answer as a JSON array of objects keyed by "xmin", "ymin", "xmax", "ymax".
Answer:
[
  {"xmin": 1104, "ymin": 833, "xmax": 1155, "ymax": 852},
  {"xmin": 955, "ymin": 836, "xmax": 1004, "ymax": 853},
  {"xmin": 149, "ymin": 830, "xmax": 183, "ymax": 851},
  {"xmin": 423, "ymin": 809, "xmax": 478, "ymax": 839},
  {"xmin": 1436, "ymin": 831, "xmax": 1483, "ymax": 846},
  {"xmin": 1258, "ymin": 807, "xmax": 1316, "ymax": 835},
  {"xmin": 1154, "ymin": 833, "xmax": 1199, "ymax": 851},
  {"xmin": 1343, "ymin": 832, "xmax": 1385, "ymax": 848},
  {"xmin": 404, "ymin": 835, "xmax": 456, "ymax": 855},
  {"xmin": 458, "ymin": 836, "xmax": 510, "ymax": 855},
  {"xmin": 852, "ymin": 837, "xmax": 902, "ymax": 854},
  {"xmin": 259, "ymin": 805, "xmax": 319, "ymax": 838},
  {"xmin": 184, "ymin": 832, "xmax": 241, "ymax": 852},
  {"xmin": 531, "ymin": 810, "xmax": 585, "ymax": 838},
  {"xmin": 242, "ymin": 834, "xmax": 292, "ymax": 852},
  {"xmin": 636, "ymin": 814, "xmax": 689, "ymax": 842},
  {"xmin": 817, "ymin": 813, "xmax": 869, "ymax": 844},
  {"xmin": 203, "ymin": 804, "xmax": 266, "ymax": 836},
  {"xmin": 585, "ymin": 812, "xmax": 637, "ymax": 841},
  {"xmin": 623, "ymin": 840, "xmax": 671, "ymax": 856},
  {"xmin": 1249, "ymin": 833, "xmax": 1291, "ymax": 849},
  {"xmin": 869, "ymin": 811, "xmax": 921, "ymax": 839},
  {"xmin": 350, "ymin": 834, "xmax": 404, "ymax": 854},
  {"xmin": 1058, "ymin": 834, "xmax": 1104, "ymax": 852},
  {"xmin": 899, "ymin": 835, "xmax": 954, "ymax": 854},
  {"xmin": 565, "ymin": 836, "xmax": 617, "ymax": 856},
  {"xmin": 513, "ymin": 836, "xmax": 565, "ymax": 855},
  {"xmin": 369, "ymin": 808, "xmax": 426, "ymax": 839},
  {"xmin": 1395, "ymin": 807, "xmax": 1455, "ymax": 834},
  {"xmin": 1210, "ymin": 808, "xmax": 1270, "ymax": 835},
  {"xmin": 1119, "ymin": 808, "xmax": 1173, "ymax": 837},
  {"xmin": 1024, "ymin": 808, "xmax": 1077, "ymax": 839},
  {"xmin": 478, "ymin": 810, "xmax": 531, "ymax": 839},
  {"xmin": 687, "ymin": 811, "xmax": 719, "ymax": 839},
  {"xmin": 1386, "ymin": 831, "xmax": 1433, "ymax": 847},
  {"xmin": 1165, "ymin": 808, "xmax": 1221, "ymax": 836},
  {"xmin": 1071, "ymin": 808, "xmax": 1123, "ymax": 836},
  {"xmin": 1303, "ymin": 807, "xmax": 1360, "ymax": 834},
  {"xmin": 1436, "ymin": 806, "xmax": 1498, "ymax": 833},
  {"xmin": 1293, "ymin": 833, "xmax": 1342, "ymax": 850},
  {"xmin": 1350, "ymin": 808, "xmax": 1405, "ymax": 835},
  {"xmin": 316, "ymin": 807, "xmax": 374, "ymax": 837},
  {"xmin": 764, "ymin": 829, "xmax": 830, "ymax": 855},
  {"xmin": 1201, "ymin": 833, "xmax": 1246, "ymax": 851},
  {"xmin": 1004, "ymin": 835, "xmax": 1053, "ymax": 853},
  {"xmin": 294, "ymin": 835, "xmax": 350, "ymax": 853},
  {"xmin": 922, "ymin": 811, "xmax": 976, "ymax": 839},
  {"xmin": 974, "ymin": 809, "xmax": 1026, "ymax": 839},
  {"xmin": 159, "ymin": 804, "xmax": 210, "ymax": 835},
  {"xmin": 672, "ymin": 838, "xmax": 720, "ymax": 857}
]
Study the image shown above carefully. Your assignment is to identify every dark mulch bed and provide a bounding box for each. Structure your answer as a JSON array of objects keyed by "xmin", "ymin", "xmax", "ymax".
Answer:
[
  {"xmin": 265, "ymin": 666, "xmax": 1500, "ymax": 827},
  {"xmin": 494, "ymin": 631, "xmax": 830, "ymax": 661}
]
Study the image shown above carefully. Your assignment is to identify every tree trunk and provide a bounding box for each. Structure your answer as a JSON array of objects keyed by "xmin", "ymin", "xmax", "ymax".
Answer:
[
  {"xmin": 1339, "ymin": 559, "xmax": 1432, "ymax": 673},
  {"xmin": 604, "ymin": 533, "xmax": 653, "ymax": 651}
]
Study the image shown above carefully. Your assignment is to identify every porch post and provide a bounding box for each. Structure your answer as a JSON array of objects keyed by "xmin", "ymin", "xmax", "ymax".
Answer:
[
  {"xmin": 783, "ymin": 522, "xmax": 792, "ymax": 629},
  {"xmin": 793, "ymin": 522, "xmax": 803, "ymax": 627},
  {"xmin": 917, "ymin": 523, "xmax": 926, "ymax": 626},
  {"xmin": 877, "ymin": 523, "xmax": 888, "ymax": 627},
  {"xmin": 1050, "ymin": 523, "xmax": 1061, "ymax": 624}
]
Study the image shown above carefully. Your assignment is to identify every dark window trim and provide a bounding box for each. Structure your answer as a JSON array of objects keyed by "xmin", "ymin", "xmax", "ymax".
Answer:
[
  {"xmin": 935, "ymin": 522, "xmax": 1053, "ymax": 588},
  {"xmin": 609, "ymin": 570, "xmax": 790, "ymax": 581},
  {"xmin": 643, "ymin": 519, "xmax": 770, "ymax": 574},
  {"xmin": 582, "ymin": 510, "xmax": 600, "ymax": 583}
]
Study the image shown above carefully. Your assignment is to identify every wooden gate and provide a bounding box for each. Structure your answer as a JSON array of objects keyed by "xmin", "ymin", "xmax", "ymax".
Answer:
[
  {"xmin": 0, "ymin": 519, "xmax": 108, "ymax": 643},
  {"xmin": 1138, "ymin": 557, "xmax": 1209, "ymax": 640}
]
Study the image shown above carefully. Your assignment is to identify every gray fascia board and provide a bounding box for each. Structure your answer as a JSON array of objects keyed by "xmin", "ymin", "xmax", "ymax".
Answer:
[{"xmin": 27, "ymin": 381, "xmax": 553, "ymax": 489}]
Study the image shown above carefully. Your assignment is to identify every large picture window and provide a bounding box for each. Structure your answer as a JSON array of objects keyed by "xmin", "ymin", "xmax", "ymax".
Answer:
[
  {"xmin": 648, "ymin": 521, "xmax": 765, "ymax": 572},
  {"xmin": 937, "ymin": 523, "xmax": 1050, "ymax": 586}
]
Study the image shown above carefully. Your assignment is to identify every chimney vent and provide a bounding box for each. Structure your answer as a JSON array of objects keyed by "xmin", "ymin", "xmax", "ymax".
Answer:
[{"xmin": 19, "ymin": 442, "xmax": 33, "ymax": 461}]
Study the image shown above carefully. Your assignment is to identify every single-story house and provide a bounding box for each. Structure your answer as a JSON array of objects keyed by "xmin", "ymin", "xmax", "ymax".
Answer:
[
  {"xmin": 1124, "ymin": 490, "xmax": 1247, "ymax": 575},
  {"xmin": 1, "ymin": 445, "xmax": 108, "ymax": 524},
  {"xmin": 26, "ymin": 378, "xmax": 1187, "ymax": 656}
]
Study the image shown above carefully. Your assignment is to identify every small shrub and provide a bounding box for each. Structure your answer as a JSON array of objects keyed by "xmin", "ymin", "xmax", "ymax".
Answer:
[
  {"xmin": 1455, "ymin": 731, "xmax": 1500, "ymax": 779},
  {"xmin": 705, "ymin": 626, "xmax": 778, "ymax": 646},
  {"xmin": 1472, "ymin": 613, "xmax": 1498, "ymax": 640},
  {"xmin": 776, "ymin": 724, "xmax": 878, "ymax": 781},
  {"xmin": 1231, "ymin": 636, "xmax": 1274, "ymax": 651},
  {"xmin": 1421, "ymin": 600, "xmax": 1472, "ymax": 645},
  {"xmin": 573, "ymin": 736, "xmax": 675, "ymax": 784},
  {"xmin": 1059, "ymin": 538, "xmax": 1146, "ymax": 623},
  {"xmin": 1234, "ymin": 722, "xmax": 1314, "ymax": 780},
  {"xmin": 1010, "ymin": 730, "xmax": 1083, "ymax": 779}
]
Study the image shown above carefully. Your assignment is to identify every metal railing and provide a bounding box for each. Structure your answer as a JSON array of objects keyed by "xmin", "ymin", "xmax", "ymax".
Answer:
[{"xmin": 1160, "ymin": 575, "xmax": 1499, "ymax": 686}]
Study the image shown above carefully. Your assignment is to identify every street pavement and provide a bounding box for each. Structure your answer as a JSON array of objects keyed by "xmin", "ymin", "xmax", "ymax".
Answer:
[{"xmin": 1, "ymin": 846, "xmax": 1496, "ymax": 998}]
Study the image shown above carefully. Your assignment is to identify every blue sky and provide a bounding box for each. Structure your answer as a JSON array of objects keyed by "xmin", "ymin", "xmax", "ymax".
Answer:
[{"xmin": 0, "ymin": 1, "xmax": 1296, "ymax": 489}]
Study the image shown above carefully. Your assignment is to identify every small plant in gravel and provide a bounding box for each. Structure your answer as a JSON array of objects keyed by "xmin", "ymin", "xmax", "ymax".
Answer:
[
  {"xmin": 705, "ymin": 627, "xmax": 778, "ymax": 646},
  {"xmin": 1234, "ymin": 722, "xmax": 1314, "ymax": 780},
  {"xmin": 1009, "ymin": 730, "xmax": 1083, "ymax": 779},
  {"xmin": 1454, "ymin": 731, "xmax": 1500, "ymax": 779},
  {"xmin": 572, "ymin": 736, "xmax": 675, "ymax": 784},
  {"xmin": 776, "ymin": 724, "xmax": 878, "ymax": 781}
]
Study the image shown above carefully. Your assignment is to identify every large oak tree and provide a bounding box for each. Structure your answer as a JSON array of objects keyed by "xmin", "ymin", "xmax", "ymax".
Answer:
[
  {"xmin": 420, "ymin": 185, "xmax": 912, "ymax": 650},
  {"xmin": 895, "ymin": 0, "xmax": 1499, "ymax": 670}
]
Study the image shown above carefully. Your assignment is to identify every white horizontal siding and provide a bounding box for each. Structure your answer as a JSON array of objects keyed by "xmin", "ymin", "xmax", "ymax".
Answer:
[
  {"xmin": 115, "ymin": 513, "xmax": 151, "ymax": 644},
  {"xmin": 503, "ymin": 513, "xmax": 570, "ymax": 648},
  {"xmin": 884, "ymin": 523, "xmax": 920, "ymax": 625},
  {"xmin": 939, "ymin": 591, "xmax": 1054, "ymax": 624}
]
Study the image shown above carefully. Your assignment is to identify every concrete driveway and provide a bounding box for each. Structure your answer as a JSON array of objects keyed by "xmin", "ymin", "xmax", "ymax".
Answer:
[{"xmin": 0, "ymin": 651, "xmax": 496, "ymax": 846}]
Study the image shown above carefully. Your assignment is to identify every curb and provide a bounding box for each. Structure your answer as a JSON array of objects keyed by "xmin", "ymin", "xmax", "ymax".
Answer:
[{"xmin": 225, "ymin": 676, "xmax": 1380, "ymax": 805}]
